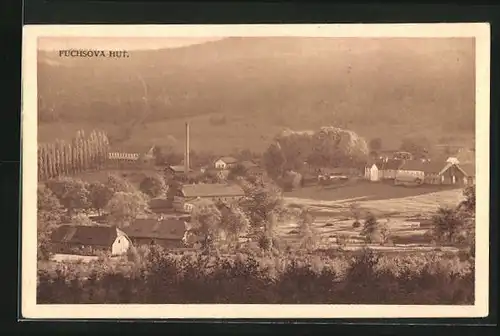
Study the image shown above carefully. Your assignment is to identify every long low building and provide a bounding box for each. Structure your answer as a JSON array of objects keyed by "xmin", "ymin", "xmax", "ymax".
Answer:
[
  {"xmin": 50, "ymin": 224, "xmax": 131, "ymax": 257},
  {"xmin": 124, "ymin": 218, "xmax": 187, "ymax": 249},
  {"xmin": 172, "ymin": 183, "xmax": 246, "ymax": 213}
]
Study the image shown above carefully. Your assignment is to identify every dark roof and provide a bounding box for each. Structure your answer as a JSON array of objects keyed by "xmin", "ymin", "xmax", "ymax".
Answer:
[
  {"xmin": 167, "ymin": 165, "xmax": 192, "ymax": 173},
  {"xmin": 51, "ymin": 224, "xmax": 118, "ymax": 246},
  {"xmin": 149, "ymin": 198, "xmax": 171, "ymax": 209},
  {"xmin": 423, "ymin": 161, "xmax": 451, "ymax": 174},
  {"xmin": 181, "ymin": 183, "xmax": 245, "ymax": 198},
  {"xmin": 124, "ymin": 219, "xmax": 186, "ymax": 240},
  {"xmin": 399, "ymin": 160, "xmax": 449, "ymax": 174},
  {"xmin": 216, "ymin": 156, "xmax": 239, "ymax": 164},
  {"xmin": 459, "ymin": 163, "xmax": 475, "ymax": 176}
]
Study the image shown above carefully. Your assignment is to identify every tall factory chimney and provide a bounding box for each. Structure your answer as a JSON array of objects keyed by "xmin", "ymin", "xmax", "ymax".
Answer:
[{"xmin": 184, "ymin": 122, "xmax": 190, "ymax": 174}]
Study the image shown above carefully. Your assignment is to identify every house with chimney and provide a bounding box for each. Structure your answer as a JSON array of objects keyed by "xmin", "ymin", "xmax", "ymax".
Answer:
[
  {"xmin": 50, "ymin": 224, "xmax": 132, "ymax": 257},
  {"xmin": 123, "ymin": 218, "xmax": 187, "ymax": 249},
  {"xmin": 172, "ymin": 183, "xmax": 246, "ymax": 213}
]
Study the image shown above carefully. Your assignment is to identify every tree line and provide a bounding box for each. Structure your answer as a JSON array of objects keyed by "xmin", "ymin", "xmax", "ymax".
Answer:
[
  {"xmin": 38, "ymin": 129, "xmax": 110, "ymax": 181},
  {"xmin": 37, "ymin": 246, "xmax": 474, "ymax": 305}
]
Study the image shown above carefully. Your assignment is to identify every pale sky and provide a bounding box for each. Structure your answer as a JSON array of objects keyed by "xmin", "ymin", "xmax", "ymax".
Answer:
[{"xmin": 38, "ymin": 37, "xmax": 227, "ymax": 51}]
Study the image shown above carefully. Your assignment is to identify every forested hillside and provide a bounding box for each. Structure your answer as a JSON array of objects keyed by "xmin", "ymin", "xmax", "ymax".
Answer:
[{"xmin": 37, "ymin": 37, "xmax": 475, "ymax": 152}]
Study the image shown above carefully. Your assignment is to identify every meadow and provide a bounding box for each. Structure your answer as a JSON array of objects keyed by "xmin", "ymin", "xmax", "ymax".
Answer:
[{"xmin": 281, "ymin": 185, "xmax": 464, "ymax": 253}]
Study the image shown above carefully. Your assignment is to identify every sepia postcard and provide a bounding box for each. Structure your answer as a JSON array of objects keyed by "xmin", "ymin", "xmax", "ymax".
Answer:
[{"xmin": 21, "ymin": 23, "xmax": 490, "ymax": 319}]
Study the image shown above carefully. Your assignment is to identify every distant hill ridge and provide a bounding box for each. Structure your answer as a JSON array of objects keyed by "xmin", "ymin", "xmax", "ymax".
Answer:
[{"xmin": 37, "ymin": 37, "xmax": 475, "ymax": 151}]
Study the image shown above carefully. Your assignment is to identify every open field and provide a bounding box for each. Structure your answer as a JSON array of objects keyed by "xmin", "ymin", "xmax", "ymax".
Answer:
[
  {"xmin": 284, "ymin": 180, "xmax": 461, "ymax": 202},
  {"xmin": 281, "ymin": 187, "xmax": 464, "ymax": 253}
]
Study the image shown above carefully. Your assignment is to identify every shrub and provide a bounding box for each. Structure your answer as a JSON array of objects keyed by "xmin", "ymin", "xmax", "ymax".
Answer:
[{"xmin": 37, "ymin": 250, "xmax": 474, "ymax": 305}]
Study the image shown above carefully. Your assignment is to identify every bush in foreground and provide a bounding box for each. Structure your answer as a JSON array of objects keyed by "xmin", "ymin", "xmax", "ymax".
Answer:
[{"xmin": 37, "ymin": 248, "xmax": 474, "ymax": 305}]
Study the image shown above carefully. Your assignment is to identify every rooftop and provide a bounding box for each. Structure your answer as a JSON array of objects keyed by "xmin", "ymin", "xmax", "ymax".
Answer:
[
  {"xmin": 400, "ymin": 160, "xmax": 450, "ymax": 174},
  {"xmin": 181, "ymin": 183, "xmax": 245, "ymax": 198},
  {"xmin": 459, "ymin": 163, "xmax": 476, "ymax": 176},
  {"xmin": 167, "ymin": 165, "xmax": 193, "ymax": 173},
  {"xmin": 51, "ymin": 224, "xmax": 118, "ymax": 246},
  {"xmin": 124, "ymin": 219, "xmax": 186, "ymax": 240},
  {"xmin": 216, "ymin": 156, "xmax": 239, "ymax": 164}
]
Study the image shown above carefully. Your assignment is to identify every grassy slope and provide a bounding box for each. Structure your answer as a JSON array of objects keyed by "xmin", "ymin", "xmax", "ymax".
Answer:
[
  {"xmin": 37, "ymin": 37, "xmax": 475, "ymax": 154},
  {"xmin": 281, "ymin": 186, "xmax": 464, "ymax": 250}
]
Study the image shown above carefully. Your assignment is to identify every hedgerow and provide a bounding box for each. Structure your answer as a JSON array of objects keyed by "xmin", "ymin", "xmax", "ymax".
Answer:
[{"xmin": 37, "ymin": 247, "xmax": 473, "ymax": 304}]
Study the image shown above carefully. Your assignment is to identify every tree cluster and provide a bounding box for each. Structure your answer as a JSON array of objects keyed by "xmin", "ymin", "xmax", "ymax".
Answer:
[
  {"xmin": 263, "ymin": 127, "xmax": 369, "ymax": 179},
  {"xmin": 37, "ymin": 248, "xmax": 474, "ymax": 305},
  {"xmin": 430, "ymin": 185, "xmax": 475, "ymax": 252},
  {"xmin": 38, "ymin": 129, "xmax": 110, "ymax": 181}
]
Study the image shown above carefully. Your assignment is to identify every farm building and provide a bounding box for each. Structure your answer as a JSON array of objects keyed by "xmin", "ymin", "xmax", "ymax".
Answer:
[
  {"xmin": 214, "ymin": 156, "xmax": 239, "ymax": 170},
  {"xmin": 395, "ymin": 160, "xmax": 427, "ymax": 184},
  {"xmin": 148, "ymin": 197, "xmax": 172, "ymax": 214},
  {"xmin": 395, "ymin": 160, "xmax": 470, "ymax": 186},
  {"xmin": 365, "ymin": 159, "xmax": 403, "ymax": 182},
  {"xmin": 458, "ymin": 163, "xmax": 476, "ymax": 185},
  {"xmin": 379, "ymin": 159, "xmax": 405, "ymax": 179},
  {"xmin": 50, "ymin": 224, "xmax": 131, "ymax": 257},
  {"xmin": 365, "ymin": 161, "xmax": 382, "ymax": 181},
  {"xmin": 165, "ymin": 165, "xmax": 193, "ymax": 177},
  {"xmin": 107, "ymin": 145, "xmax": 156, "ymax": 168},
  {"xmin": 173, "ymin": 183, "xmax": 246, "ymax": 213},
  {"xmin": 124, "ymin": 218, "xmax": 187, "ymax": 249}
]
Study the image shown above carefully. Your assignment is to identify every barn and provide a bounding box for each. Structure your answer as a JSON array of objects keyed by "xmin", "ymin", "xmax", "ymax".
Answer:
[
  {"xmin": 124, "ymin": 218, "xmax": 187, "ymax": 249},
  {"xmin": 50, "ymin": 224, "xmax": 131, "ymax": 257},
  {"xmin": 172, "ymin": 183, "xmax": 246, "ymax": 213},
  {"xmin": 107, "ymin": 145, "xmax": 156, "ymax": 168}
]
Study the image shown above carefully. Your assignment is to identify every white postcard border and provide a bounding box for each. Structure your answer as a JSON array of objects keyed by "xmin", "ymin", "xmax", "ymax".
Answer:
[{"xmin": 21, "ymin": 23, "xmax": 490, "ymax": 319}]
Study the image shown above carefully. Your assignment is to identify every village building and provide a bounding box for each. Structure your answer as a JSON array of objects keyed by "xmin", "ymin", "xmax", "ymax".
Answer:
[
  {"xmin": 165, "ymin": 165, "xmax": 193, "ymax": 178},
  {"xmin": 124, "ymin": 218, "xmax": 187, "ymax": 249},
  {"xmin": 107, "ymin": 145, "xmax": 156, "ymax": 168},
  {"xmin": 319, "ymin": 167, "xmax": 361, "ymax": 178},
  {"xmin": 214, "ymin": 156, "xmax": 239, "ymax": 170},
  {"xmin": 365, "ymin": 161, "xmax": 381, "ymax": 181},
  {"xmin": 50, "ymin": 224, "xmax": 131, "ymax": 257},
  {"xmin": 459, "ymin": 163, "xmax": 476, "ymax": 185},
  {"xmin": 365, "ymin": 159, "xmax": 404, "ymax": 182},
  {"xmin": 395, "ymin": 160, "xmax": 427, "ymax": 183},
  {"xmin": 172, "ymin": 183, "xmax": 246, "ymax": 213},
  {"xmin": 394, "ymin": 159, "xmax": 472, "ymax": 186},
  {"xmin": 148, "ymin": 197, "xmax": 172, "ymax": 214},
  {"xmin": 379, "ymin": 159, "xmax": 405, "ymax": 180}
]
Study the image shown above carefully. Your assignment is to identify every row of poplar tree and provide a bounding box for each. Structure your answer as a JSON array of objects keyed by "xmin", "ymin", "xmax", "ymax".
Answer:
[{"xmin": 38, "ymin": 129, "xmax": 110, "ymax": 181}]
